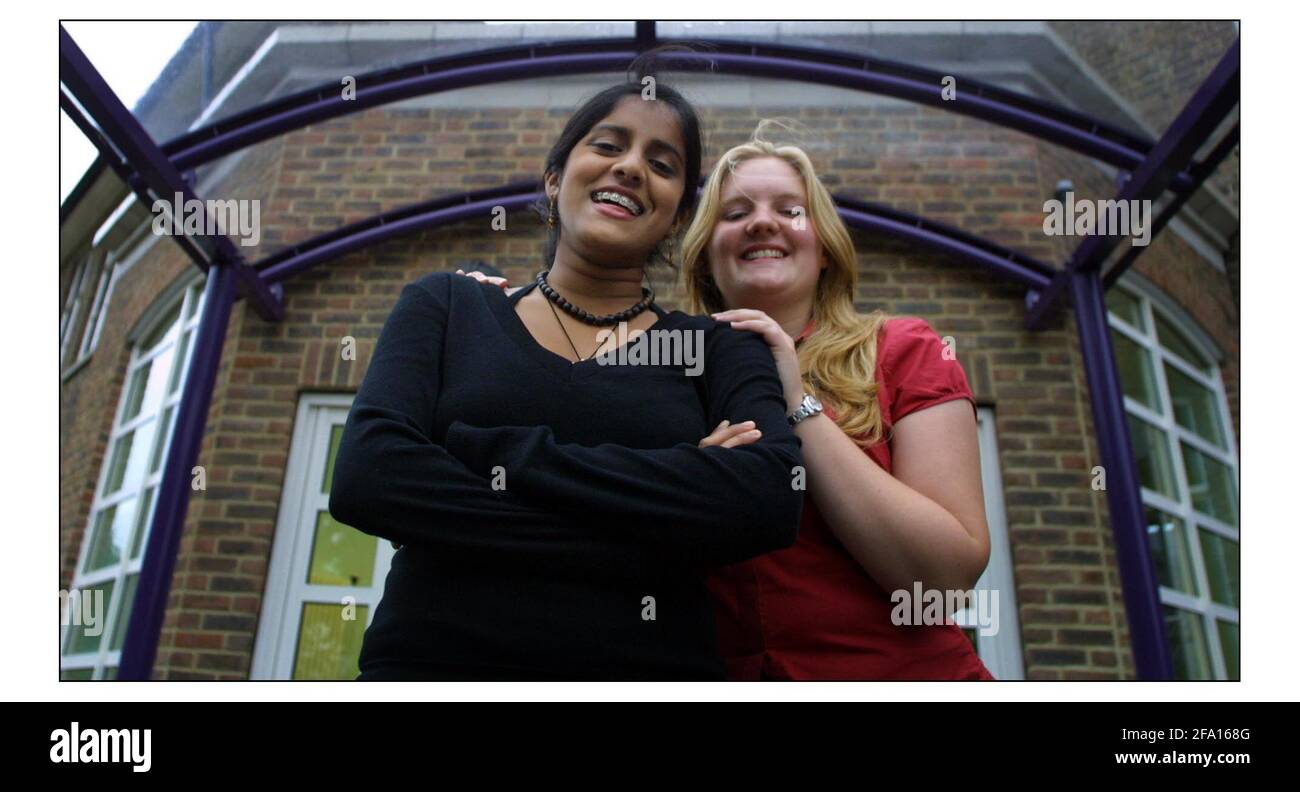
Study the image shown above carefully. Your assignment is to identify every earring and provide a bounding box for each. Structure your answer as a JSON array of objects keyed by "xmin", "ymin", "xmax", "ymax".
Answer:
[{"xmin": 547, "ymin": 199, "xmax": 557, "ymax": 229}]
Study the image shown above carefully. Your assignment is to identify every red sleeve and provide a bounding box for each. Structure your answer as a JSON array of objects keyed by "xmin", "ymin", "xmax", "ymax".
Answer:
[{"xmin": 880, "ymin": 317, "xmax": 977, "ymax": 423}]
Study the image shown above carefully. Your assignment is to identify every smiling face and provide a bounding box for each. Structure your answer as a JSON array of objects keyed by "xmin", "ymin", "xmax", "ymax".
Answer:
[
  {"xmin": 706, "ymin": 155, "xmax": 827, "ymax": 310},
  {"xmin": 546, "ymin": 95, "xmax": 688, "ymax": 270}
]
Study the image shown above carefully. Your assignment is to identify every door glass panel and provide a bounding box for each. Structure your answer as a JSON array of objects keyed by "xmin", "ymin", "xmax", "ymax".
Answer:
[
  {"xmin": 321, "ymin": 424, "xmax": 345, "ymax": 494},
  {"xmin": 308, "ymin": 510, "xmax": 376, "ymax": 587},
  {"xmin": 292, "ymin": 602, "xmax": 369, "ymax": 680}
]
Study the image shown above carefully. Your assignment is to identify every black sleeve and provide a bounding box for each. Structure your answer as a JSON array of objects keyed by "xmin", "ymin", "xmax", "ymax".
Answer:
[
  {"xmin": 328, "ymin": 275, "xmax": 573, "ymax": 555},
  {"xmin": 442, "ymin": 323, "xmax": 805, "ymax": 567}
]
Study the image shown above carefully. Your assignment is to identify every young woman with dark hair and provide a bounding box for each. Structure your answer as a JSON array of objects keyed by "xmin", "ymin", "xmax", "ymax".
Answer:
[{"xmin": 329, "ymin": 69, "xmax": 804, "ymax": 681}]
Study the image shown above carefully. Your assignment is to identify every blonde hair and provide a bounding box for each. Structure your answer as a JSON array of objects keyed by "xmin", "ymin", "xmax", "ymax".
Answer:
[{"xmin": 681, "ymin": 120, "xmax": 891, "ymax": 448}]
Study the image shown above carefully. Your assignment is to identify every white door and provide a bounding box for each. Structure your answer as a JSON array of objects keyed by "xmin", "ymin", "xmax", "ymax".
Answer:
[{"xmin": 251, "ymin": 393, "xmax": 393, "ymax": 680}]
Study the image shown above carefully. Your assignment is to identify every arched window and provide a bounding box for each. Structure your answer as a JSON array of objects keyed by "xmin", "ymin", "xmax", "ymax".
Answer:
[
  {"xmin": 60, "ymin": 276, "xmax": 204, "ymax": 680},
  {"xmin": 1106, "ymin": 279, "xmax": 1239, "ymax": 679}
]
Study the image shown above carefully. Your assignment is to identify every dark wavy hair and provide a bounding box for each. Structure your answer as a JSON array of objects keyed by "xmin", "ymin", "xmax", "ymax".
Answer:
[{"xmin": 538, "ymin": 46, "xmax": 706, "ymax": 275}]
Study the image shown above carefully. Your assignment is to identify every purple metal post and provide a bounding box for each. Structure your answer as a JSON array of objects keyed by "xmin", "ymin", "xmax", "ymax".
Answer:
[
  {"xmin": 1069, "ymin": 268, "xmax": 1173, "ymax": 679},
  {"xmin": 117, "ymin": 262, "xmax": 238, "ymax": 680}
]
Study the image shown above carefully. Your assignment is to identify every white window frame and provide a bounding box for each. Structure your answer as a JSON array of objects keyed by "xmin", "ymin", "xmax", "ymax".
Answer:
[
  {"xmin": 59, "ymin": 251, "xmax": 92, "ymax": 355},
  {"xmin": 952, "ymin": 406, "xmax": 1024, "ymax": 679},
  {"xmin": 59, "ymin": 250, "xmax": 97, "ymax": 369},
  {"xmin": 61, "ymin": 277, "xmax": 204, "ymax": 680},
  {"xmin": 252, "ymin": 392, "xmax": 394, "ymax": 680},
  {"xmin": 1108, "ymin": 281, "xmax": 1239, "ymax": 679},
  {"xmin": 75, "ymin": 250, "xmax": 118, "ymax": 362}
]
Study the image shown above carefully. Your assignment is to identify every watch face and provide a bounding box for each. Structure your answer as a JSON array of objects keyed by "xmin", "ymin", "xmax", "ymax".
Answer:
[{"xmin": 806, "ymin": 395, "xmax": 823, "ymax": 410}]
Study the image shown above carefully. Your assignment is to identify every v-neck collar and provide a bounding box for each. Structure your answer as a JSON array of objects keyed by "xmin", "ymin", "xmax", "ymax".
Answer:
[{"xmin": 488, "ymin": 279, "xmax": 671, "ymax": 384}]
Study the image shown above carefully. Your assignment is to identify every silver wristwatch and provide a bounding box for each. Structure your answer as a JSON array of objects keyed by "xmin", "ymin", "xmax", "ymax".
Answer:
[{"xmin": 787, "ymin": 393, "xmax": 824, "ymax": 426}]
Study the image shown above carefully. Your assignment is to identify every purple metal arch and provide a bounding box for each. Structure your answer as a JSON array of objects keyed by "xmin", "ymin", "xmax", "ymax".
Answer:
[
  {"xmin": 58, "ymin": 21, "xmax": 1240, "ymax": 681},
  {"xmin": 252, "ymin": 183, "xmax": 1056, "ymax": 291},
  {"xmin": 153, "ymin": 38, "xmax": 1199, "ymax": 196}
]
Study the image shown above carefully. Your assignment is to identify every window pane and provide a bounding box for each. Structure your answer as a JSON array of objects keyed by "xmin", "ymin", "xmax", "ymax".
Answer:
[
  {"xmin": 139, "ymin": 345, "xmax": 176, "ymax": 418},
  {"xmin": 140, "ymin": 304, "xmax": 181, "ymax": 352},
  {"xmin": 1106, "ymin": 288, "xmax": 1146, "ymax": 330},
  {"xmin": 60, "ymin": 668, "xmax": 94, "ymax": 681},
  {"xmin": 308, "ymin": 510, "xmax": 376, "ymax": 587},
  {"xmin": 1113, "ymin": 332, "xmax": 1160, "ymax": 410},
  {"xmin": 321, "ymin": 424, "xmax": 345, "ymax": 494},
  {"xmin": 1199, "ymin": 530, "xmax": 1239, "ymax": 608},
  {"xmin": 183, "ymin": 286, "xmax": 201, "ymax": 320},
  {"xmin": 1181, "ymin": 443, "xmax": 1238, "ymax": 527},
  {"xmin": 84, "ymin": 499, "xmax": 137, "ymax": 572},
  {"xmin": 1216, "ymin": 621, "xmax": 1239, "ymax": 680},
  {"xmin": 1165, "ymin": 364, "xmax": 1226, "ymax": 448},
  {"xmin": 108, "ymin": 574, "xmax": 140, "ymax": 652},
  {"xmin": 62, "ymin": 579, "xmax": 116, "ymax": 657},
  {"xmin": 1128, "ymin": 415, "xmax": 1178, "ymax": 499},
  {"xmin": 292, "ymin": 602, "xmax": 368, "ymax": 680},
  {"xmin": 1155, "ymin": 312, "xmax": 1211, "ymax": 373},
  {"xmin": 102, "ymin": 418, "xmax": 157, "ymax": 497},
  {"xmin": 149, "ymin": 405, "xmax": 174, "ymax": 474},
  {"xmin": 1145, "ymin": 508, "xmax": 1197, "ymax": 595},
  {"xmin": 129, "ymin": 487, "xmax": 155, "ymax": 560},
  {"xmin": 1163, "ymin": 605, "xmax": 1213, "ymax": 680},
  {"xmin": 167, "ymin": 330, "xmax": 192, "ymax": 395},
  {"xmin": 119, "ymin": 365, "xmax": 150, "ymax": 423}
]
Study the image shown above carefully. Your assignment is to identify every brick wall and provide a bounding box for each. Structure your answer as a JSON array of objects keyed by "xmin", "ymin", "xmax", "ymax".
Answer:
[{"xmin": 61, "ymin": 91, "xmax": 1238, "ymax": 680}]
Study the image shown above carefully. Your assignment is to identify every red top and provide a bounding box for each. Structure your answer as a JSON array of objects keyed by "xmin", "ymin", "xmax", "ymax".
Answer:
[{"xmin": 705, "ymin": 316, "xmax": 995, "ymax": 680}]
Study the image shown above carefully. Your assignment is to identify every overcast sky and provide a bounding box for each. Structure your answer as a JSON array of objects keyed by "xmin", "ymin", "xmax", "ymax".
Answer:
[{"xmin": 61, "ymin": 21, "xmax": 198, "ymax": 202}]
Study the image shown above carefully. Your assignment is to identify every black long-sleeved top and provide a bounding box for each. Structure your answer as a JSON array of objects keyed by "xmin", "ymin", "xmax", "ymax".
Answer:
[{"xmin": 328, "ymin": 272, "xmax": 804, "ymax": 680}]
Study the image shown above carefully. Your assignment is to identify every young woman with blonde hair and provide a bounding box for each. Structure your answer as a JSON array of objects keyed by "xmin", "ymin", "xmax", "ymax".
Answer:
[{"xmin": 681, "ymin": 122, "xmax": 995, "ymax": 680}]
